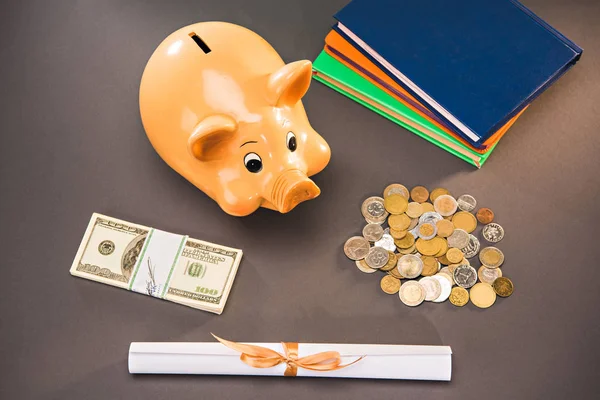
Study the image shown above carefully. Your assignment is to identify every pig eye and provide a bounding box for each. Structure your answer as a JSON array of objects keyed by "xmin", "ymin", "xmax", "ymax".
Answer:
[
  {"xmin": 244, "ymin": 153, "xmax": 262, "ymax": 173},
  {"xmin": 286, "ymin": 131, "xmax": 297, "ymax": 152}
]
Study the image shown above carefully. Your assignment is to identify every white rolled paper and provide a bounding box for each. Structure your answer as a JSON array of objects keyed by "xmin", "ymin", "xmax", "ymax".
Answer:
[{"xmin": 128, "ymin": 341, "xmax": 452, "ymax": 380}]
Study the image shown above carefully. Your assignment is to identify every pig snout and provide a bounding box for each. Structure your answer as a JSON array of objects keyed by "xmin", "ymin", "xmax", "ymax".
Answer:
[{"xmin": 270, "ymin": 170, "xmax": 320, "ymax": 213}]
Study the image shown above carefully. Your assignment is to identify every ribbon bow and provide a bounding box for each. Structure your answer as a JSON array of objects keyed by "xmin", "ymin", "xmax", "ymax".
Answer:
[{"xmin": 212, "ymin": 334, "xmax": 365, "ymax": 377}]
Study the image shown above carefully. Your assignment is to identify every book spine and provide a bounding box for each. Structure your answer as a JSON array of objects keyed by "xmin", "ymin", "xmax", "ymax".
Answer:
[{"xmin": 509, "ymin": 0, "xmax": 583, "ymax": 57}]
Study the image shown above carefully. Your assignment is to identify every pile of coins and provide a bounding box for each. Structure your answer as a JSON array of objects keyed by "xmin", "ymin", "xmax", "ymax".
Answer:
[{"xmin": 343, "ymin": 184, "xmax": 513, "ymax": 308}]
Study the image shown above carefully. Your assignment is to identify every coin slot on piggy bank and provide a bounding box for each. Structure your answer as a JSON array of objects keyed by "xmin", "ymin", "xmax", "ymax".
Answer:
[
  {"xmin": 140, "ymin": 22, "xmax": 331, "ymax": 216},
  {"xmin": 188, "ymin": 32, "xmax": 211, "ymax": 54}
]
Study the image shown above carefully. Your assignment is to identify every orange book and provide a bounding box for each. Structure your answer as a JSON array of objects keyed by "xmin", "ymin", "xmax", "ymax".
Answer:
[{"xmin": 324, "ymin": 30, "xmax": 526, "ymax": 153}]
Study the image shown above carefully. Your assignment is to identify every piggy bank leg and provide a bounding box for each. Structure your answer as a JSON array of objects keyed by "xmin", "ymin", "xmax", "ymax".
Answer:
[{"xmin": 212, "ymin": 182, "xmax": 264, "ymax": 217}]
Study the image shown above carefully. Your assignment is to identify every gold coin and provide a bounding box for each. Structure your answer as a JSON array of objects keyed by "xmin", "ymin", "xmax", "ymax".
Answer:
[
  {"xmin": 492, "ymin": 277, "xmax": 513, "ymax": 297},
  {"xmin": 476, "ymin": 208, "xmax": 494, "ymax": 224},
  {"xmin": 479, "ymin": 247, "xmax": 504, "ymax": 268},
  {"xmin": 410, "ymin": 186, "xmax": 429, "ymax": 203},
  {"xmin": 421, "ymin": 256, "xmax": 439, "ymax": 276},
  {"xmin": 380, "ymin": 251, "xmax": 398, "ymax": 271},
  {"xmin": 388, "ymin": 214, "xmax": 411, "ymax": 230},
  {"xmin": 449, "ymin": 287, "xmax": 469, "ymax": 307},
  {"xmin": 380, "ymin": 275, "xmax": 401, "ymax": 295},
  {"xmin": 446, "ymin": 248, "xmax": 464, "ymax": 264},
  {"xmin": 430, "ymin": 187, "xmax": 450, "ymax": 202},
  {"xmin": 438, "ymin": 254, "xmax": 451, "ymax": 265},
  {"xmin": 383, "ymin": 183, "xmax": 410, "ymax": 200},
  {"xmin": 406, "ymin": 202, "xmax": 424, "ymax": 218},
  {"xmin": 452, "ymin": 211, "xmax": 477, "ymax": 233},
  {"xmin": 415, "ymin": 238, "xmax": 442, "ymax": 256},
  {"xmin": 388, "ymin": 265, "xmax": 404, "ymax": 279},
  {"xmin": 390, "ymin": 228, "xmax": 408, "ymax": 239},
  {"xmin": 478, "ymin": 265, "xmax": 502, "ymax": 285},
  {"xmin": 418, "ymin": 223, "xmax": 435, "ymax": 238},
  {"xmin": 433, "ymin": 238, "xmax": 448, "ymax": 257},
  {"xmin": 470, "ymin": 283, "xmax": 497, "ymax": 308},
  {"xmin": 421, "ymin": 202, "xmax": 435, "ymax": 213},
  {"xmin": 436, "ymin": 219, "xmax": 454, "ymax": 237},
  {"xmin": 398, "ymin": 243, "xmax": 417, "ymax": 254},
  {"xmin": 384, "ymin": 194, "xmax": 408, "ymax": 215},
  {"xmin": 394, "ymin": 232, "xmax": 415, "ymax": 249}
]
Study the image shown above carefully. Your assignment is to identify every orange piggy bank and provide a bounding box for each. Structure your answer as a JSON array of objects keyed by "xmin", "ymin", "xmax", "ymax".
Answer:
[{"xmin": 139, "ymin": 22, "xmax": 331, "ymax": 216}]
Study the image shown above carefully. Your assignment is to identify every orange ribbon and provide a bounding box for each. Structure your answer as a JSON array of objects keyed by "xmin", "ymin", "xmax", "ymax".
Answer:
[{"xmin": 212, "ymin": 334, "xmax": 365, "ymax": 377}]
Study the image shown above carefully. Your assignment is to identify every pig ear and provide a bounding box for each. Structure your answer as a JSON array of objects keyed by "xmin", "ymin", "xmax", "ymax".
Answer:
[
  {"xmin": 187, "ymin": 114, "xmax": 238, "ymax": 161},
  {"xmin": 266, "ymin": 60, "xmax": 312, "ymax": 107}
]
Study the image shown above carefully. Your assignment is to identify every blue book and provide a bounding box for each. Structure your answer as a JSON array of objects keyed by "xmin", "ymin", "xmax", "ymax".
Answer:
[{"xmin": 334, "ymin": 0, "xmax": 582, "ymax": 147}]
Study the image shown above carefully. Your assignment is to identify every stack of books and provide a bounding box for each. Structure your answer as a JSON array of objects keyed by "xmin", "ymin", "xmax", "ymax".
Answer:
[{"xmin": 312, "ymin": 0, "xmax": 582, "ymax": 167}]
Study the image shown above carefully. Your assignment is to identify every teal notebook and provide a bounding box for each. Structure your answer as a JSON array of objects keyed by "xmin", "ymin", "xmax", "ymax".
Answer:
[{"xmin": 312, "ymin": 51, "xmax": 497, "ymax": 167}]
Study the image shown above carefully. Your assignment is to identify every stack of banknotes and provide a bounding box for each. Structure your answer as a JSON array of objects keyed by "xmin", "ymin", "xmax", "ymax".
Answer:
[{"xmin": 70, "ymin": 213, "xmax": 243, "ymax": 314}]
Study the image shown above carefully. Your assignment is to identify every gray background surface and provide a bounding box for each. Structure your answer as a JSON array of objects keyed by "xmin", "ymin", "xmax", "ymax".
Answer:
[{"xmin": 1, "ymin": 0, "xmax": 599, "ymax": 399}]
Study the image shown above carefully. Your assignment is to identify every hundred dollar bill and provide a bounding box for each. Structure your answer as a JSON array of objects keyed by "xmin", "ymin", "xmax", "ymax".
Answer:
[{"xmin": 70, "ymin": 213, "xmax": 242, "ymax": 314}]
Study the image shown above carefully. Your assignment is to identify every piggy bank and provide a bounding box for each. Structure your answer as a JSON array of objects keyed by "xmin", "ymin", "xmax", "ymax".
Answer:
[{"xmin": 139, "ymin": 22, "xmax": 331, "ymax": 216}]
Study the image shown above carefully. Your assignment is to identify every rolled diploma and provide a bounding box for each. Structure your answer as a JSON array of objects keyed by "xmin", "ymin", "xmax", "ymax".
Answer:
[{"xmin": 129, "ymin": 342, "xmax": 452, "ymax": 380}]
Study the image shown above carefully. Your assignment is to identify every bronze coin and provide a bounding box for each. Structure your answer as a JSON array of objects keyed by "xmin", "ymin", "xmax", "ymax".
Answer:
[
  {"xmin": 492, "ymin": 277, "xmax": 514, "ymax": 297},
  {"xmin": 410, "ymin": 186, "xmax": 430, "ymax": 203},
  {"xmin": 476, "ymin": 208, "xmax": 495, "ymax": 224}
]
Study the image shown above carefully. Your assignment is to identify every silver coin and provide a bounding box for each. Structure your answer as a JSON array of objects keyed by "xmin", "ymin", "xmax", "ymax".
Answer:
[
  {"xmin": 482, "ymin": 223, "xmax": 504, "ymax": 243},
  {"xmin": 447, "ymin": 229, "xmax": 469, "ymax": 248},
  {"xmin": 397, "ymin": 254, "xmax": 424, "ymax": 278},
  {"xmin": 355, "ymin": 260, "xmax": 377, "ymax": 274},
  {"xmin": 457, "ymin": 194, "xmax": 477, "ymax": 212},
  {"xmin": 365, "ymin": 246, "xmax": 389, "ymax": 269},
  {"xmin": 432, "ymin": 275, "xmax": 452, "ymax": 303},
  {"xmin": 419, "ymin": 211, "xmax": 443, "ymax": 225},
  {"xmin": 398, "ymin": 281, "xmax": 425, "ymax": 307},
  {"xmin": 461, "ymin": 234, "xmax": 481, "ymax": 258},
  {"xmin": 416, "ymin": 222, "xmax": 437, "ymax": 240},
  {"xmin": 453, "ymin": 265, "xmax": 478, "ymax": 288},
  {"xmin": 365, "ymin": 216, "xmax": 385, "ymax": 225},
  {"xmin": 343, "ymin": 236, "xmax": 370, "ymax": 260},
  {"xmin": 436, "ymin": 271, "xmax": 454, "ymax": 287},
  {"xmin": 361, "ymin": 196, "xmax": 388, "ymax": 223},
  {"xmin": 419, "ymin": 276, "xmax": 442, "ymax": 301},
  {"xmin": 362, "ymin": 223, "xmax": 384, "ymax": 242},
  {"xmin": 409, "ymin": 225, "xmax": 420, "ymax": 238},
  {"xmin": 408, "ymin": 217, "xmax": 419, "ymax": 230},
  {"xmin": 374, "ymin": 233, "xmax": 396, "ymax": 252}
]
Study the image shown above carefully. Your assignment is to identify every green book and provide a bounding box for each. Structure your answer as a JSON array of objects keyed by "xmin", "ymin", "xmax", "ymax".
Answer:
[{"xmin": 312, "ymin": 50, "xmax": 497, "ymax": 167}]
